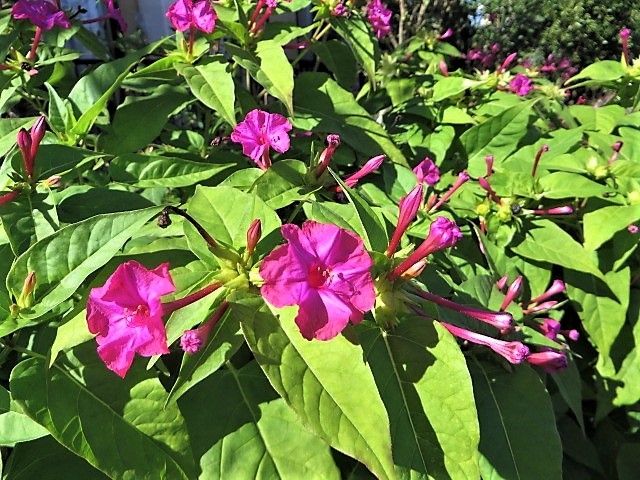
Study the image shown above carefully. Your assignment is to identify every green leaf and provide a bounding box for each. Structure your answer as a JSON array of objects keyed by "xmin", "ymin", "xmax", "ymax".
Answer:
[
  {"xmin": 181, "ymin": 361, "xmax": 340, "ymax": 480},
  {"xmin": 617, "ymin": 443, "xmax": 640, "ymax": 480},
  {"xmin": 167, "ymin": 304, "xmax": 244, "ymax": 404},
  {"xmin": 331, "ymin": 16, "xmax": 378, "ymax": 80},
  {"xmin": 45, "ymin": 82, "xmax": 75, "ymax": 136},
  {"xmin": 569, "ymin": 105, "xmax": 626, "ymax": 133},
  {"xmin": 512, "ymin": 220, "xmax": 604, "ymax": 280},
  {"xmin": 431, "ymin": 77, "xmax": 483, "ymax": 102},
  {"xmin": 538, "ymin": 172, "xmax": 610, "ymax": 199},
  {"xmin": 10, "ymin": 345, "xmax": 193, "ymax": 479},
  {"xmin": 0, "ymin": 117, "xmax": 37, "ymax": 159},
  {"xmin": 110, "ymin": 153, "xmax": 237, "ymax": 188},
  {"xmin": 293, "ymin": 73, "xmax": 407, "ymax": 166},
  {"xmin": 461, "ymin": 101, "xmax": 534, "ymax": 177},
  {"xmin": 0, "ymin": 192, "xmax": 59, "ymax": 255},
  {"xmin": 583, "ymin": 205, "xmax": 640, "ymax": 251},
  {"xmin": 311, "ymin": 40, "xmax": 358, "ymax": 89},
  {"xmin": 0, "ymin": 410, "xmax": 49, "ymax": 446},
  {"xmin": 186, "ymin": 186, "xmax": 280, "ymax": 248},
  {"xmin": 49, "ymin": 308, "xmax": 93, "ymax": 366},
  {"xmin": 358, "ymin": 318, "xmax": 480, "ymax": 479},
  {"xmin": 6, "ymin": 207, "xmax": 161, "ymax": 323},
  {"xmin": 250, "ymin": 159, "xmax": 310, "ymax": 209},
  {"xmin": 255, "ymin": 40, "xmax": 294, "ymax": 115},
  {"xmin": 566, "ymin": 60, "xmax": 627, "ymax": 85},
  {"xmin": 100, "ymin": 86, "xmax": 191, "ymax": 154},
  {"xmin": 469, "ymin": 360, "xmax": 562, "ymax": 480},
  {"xmin": 5, "ymin": 437, "xmax": 108, "ymax": 480},
  {"xmin": 610, "ymin": 294, "xmax": 640, "ymax": 406},
  {"xmin": 566, "ymin": 268, "xmax": 630, "ymax": 376},
  {"xmin": 551, "ymin": 357, "xmax": 584, "ymax": 431},
  {"xmin": 239, "ymin": 297, "xmax": 396, "ymax": 479},
  {"xmin": 178, "ymin": 58, "xmax": 237, "ymax": 126}
]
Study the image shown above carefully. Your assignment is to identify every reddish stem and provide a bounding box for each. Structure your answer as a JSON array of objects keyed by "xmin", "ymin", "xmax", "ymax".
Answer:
[{"xmin": 27, "ymin": 27, "xmax": 43, "ymax": 61}]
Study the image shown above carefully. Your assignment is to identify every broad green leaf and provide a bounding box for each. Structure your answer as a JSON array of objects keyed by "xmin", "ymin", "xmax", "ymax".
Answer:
[
  {"xmin": 512, "ymin": 220, "xmax": 604, "ymax": 280},
  {"xmin": 56, "ymin": 187, "xmax": 154, "ymax": 223},
  {"xmin": 0, "ymin": 192, "xmax": 59, "ymax": 255},
  {"xmin": 469, "ymin": 359, "xmax": 562, "ymax": 480},
  {"xmin": 538, "ymin": 172, "xmax": 610, "ymax": 199},
  {"xmin": 331, "ymin": 16, "xmax": 378, "ymax": 80},
  {"xmin": 431, "ymin": 77, "xmax": 483, "ymax": 102},
  {"xmin": 186, "ymin": 186, "xmax": 280, "ymax": 248},
  {"xmin": 311, "ymin": 40, "xmax": 358, "ymax": 89},
  {"xmin": 0, "ymin": 410, "xmax": 49, "ymax": 446},
  {"xmin": 551, "ymin": 357, "xmax": 584, "ymax": 431},
  {"xmin": 359, "ymin": 318, "xmax": 480, "ymax": 479},
  {"xmin": 239, "ymin": 297, "xmax": 396, "ymax": 479},
  {"xmin": 461, "ymin": 101, "xmax": 534, "ymax": 177},
  {"xmin": 566, "ymin": 60, "xmax": 627, "ymax": 84},
  {"xmin": 49, "ymin": 308, "xmax": 93, "ymax": 366},
  {"xmin": 6, "ymin": 207, "xmax": 161, "ymax": 322},
  {"xmin": 0, "ymin": 117, "xmax": 36, "ymax": 159},
  {"xmin": 167, "ymin": 304, "xmax": 244, "ymax": 404},
  {"xmin": 178, "ymin": 58, "xmax": 237, "ymax": 126},
  {"xmin": 5, "ymin": 437, "xmax": 108, "ymax": 480},
  {"xmin": 569, "ymin": 105, "xmax": 626, "ymax": 133},
  {"xmin": 10, "ymin": 345, "xmax": 193, "ymax": 479},
  {"xmin": 610, "ymin": 294, "xmax": 640, "ymax": 406},
  {"xmin": 583, "ymin": 205, "xmax": 640, "ymax": 251},
  {"xmin": 566, "ymin": 268, "xmax": 630, "ymax": 376},
  {"xmin": 255, "ymin": 40, "xmax": 294, "ymax": 115},
  {"xmin": 100, "ymin": 86, "xmax": 191, "ymax": 154},
  {"xmin": 45, "ymin": 82, "xmax": 75, "ymax": 136},
  {"xmin": 250, "ymin": 159, "xmax": 310, "ymax": 209},
  {"xmin": 293, "ymin": 73, "xmax": 407, "ymax": 165},
  {"xmin": 181, "ymin": 361, "xmax": 340, "ymax": 480},
  {"xmin": 110, "ymin": 153, "xmax": 237, "ymax": 188}
]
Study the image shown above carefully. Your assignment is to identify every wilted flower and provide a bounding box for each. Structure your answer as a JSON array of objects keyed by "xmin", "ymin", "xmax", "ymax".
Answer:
[
  {"xmin": 180, "ymin": 301, "xmax": 229, "ymax": 353},
  {"xmin": 230, "ymin": 109, "xmax": 292, "ymax": 170},
  {"xmin": 366, "ymin": 0, "xmax": 392, "ymax": 39},
  {"xmin": 102, "ymin": 0, "xmax": 127, "ymax": 32},
  {"xmin": 260, "ymin": 221, "xmax": 376, "ymax": 340},
  {"xmin": 86, "ymin": 261, "xmax": 176, "ymax": 377},
  {"xmin": 509, "ymin": 74, "xmax": 533, "ymax": 96},
  {"xmin": 166, "ymin": 0, "xmax": 217, "ymax": 34},
  {"xmin": 12, "ymin": 0, "xmax": 71, "ymax": 31},
  {"xmin": 413, "ymin": 157, "xmax": 440, "ymax": 186}
]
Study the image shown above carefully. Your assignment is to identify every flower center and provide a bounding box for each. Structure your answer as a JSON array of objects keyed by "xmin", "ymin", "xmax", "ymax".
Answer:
[
  {"xmin": 124, "ymin": 304, "xmax": 150, "ymax": 326},
  {"xmin": 307, "ymin": 262, "xmax": 330, "ymax": 288}
]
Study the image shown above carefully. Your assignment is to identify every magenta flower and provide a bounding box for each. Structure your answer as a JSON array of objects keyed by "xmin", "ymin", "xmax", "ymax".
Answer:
[
  {"xmin": 540, "ymin": 318, "xmax": 561, "ymax": 340},
  {"xmin": 12, "ymin": 0, "xmax": 71, "ymax": 31},
  {"xmin": 499, "ymin": 52, "xmax": 518, "ymax": 73},
  {"xmin": 230, "ymin": 109, "xmax": 292, "ymax": 170},
  {"xmin": 499, "ymin": 275, "xmax": 522, "ymax": 311},
  {"xmin": 103, "ymin": 0, "xmax": 127, "ymax": 32},
  {"xmin": 629, "ymin": 224, "xmax": 639, "ymax": 234},
  {"xmin": 438, "ymin": 28, "xmax": 454, "ymax": 40},
  {"xmin": 86, "ymin": 261, "xmax": 176, "ymax": 377},
  {"xmin": 386, "ymin": 184, "xmax": 423, "ymax": 257},
  {"xmin": 530, "ymin": 279, "xmax": 565, "ymax": 305},
  {"xmin": 526, "ymin": 351, "xmax": 567, "ymax": 373},
  {"xmin": 17, "ymin": 116, "xmax": 46, "ymax": 179},
  {"xmin": 429, "ymin": 171, "xmax": 470, "ymax": 212},
  {"xmin": 260, "ymin": 221, "xmax": 376, "ymax": 340},
  {"xmin": 529, "ymin": 206, "xmax": 574, "ymax": 215},
  {"xmin": 331, "ymin": 1, "xmax": 349, "ymax": 16},
  {"xmin": 166, "ymin": 0, "xmax": 217, "ymax": 34},
  {"xmin": 413, "ymin": 157, "xmax": 440, "ymax": 186},
  {"xmin": 390, "ymin": 217, "xmax": 462, "ymax": 279},
  {"xmin": 316, "ymin": 134, "xmax": 341, "ymax": 178},
  {"xmin": 180, "ymin": 301, "xmax": 229, "ymax": 353},
  {"xmin": 341, "ymin": 154, "xmax": 385, "ymax": 189},
  {"xmin": 509, "ymin": 74, "xmax": 533, "ymax": 96},
  {"xmin": 366, "ymin": 0, "xmax": 392, "ymax": 39},
  {"xmin": 442, "ymin": 322, "xmax": 529, "ymax": 364}
]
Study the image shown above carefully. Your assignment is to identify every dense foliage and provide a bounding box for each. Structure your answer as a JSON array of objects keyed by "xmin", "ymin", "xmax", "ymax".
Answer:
[{"xmin": 0, "ymin": 0, "xmax": 639, "ymax": 479}]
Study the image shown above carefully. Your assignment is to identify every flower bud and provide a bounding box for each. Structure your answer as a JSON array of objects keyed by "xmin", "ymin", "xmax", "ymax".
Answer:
[
  {"xmin": 442, "ymin": 322, "xmax": 528, "ymax": 364},
  {"xmin": 17, "ymin": 272, "xmax": 36, "ymax": 309},
  {"xmin": 429, "ymin": 171, "xmax": 470, "ymax": 212},
  {"xmin": 496, "ymin": 275, "xmax": 508, "ymax": 290},
  {"xmin": 531, "ymin": 144, "xmax": 549, "ymax": 177},
  {"xmin": 315, "ymin": 134, "xmax": 341, "ymax": 178},
  {"xmin": 439, "ymin": 60, "xmax": 449, "ymax": 76},
  {"xmin": 246, "ymin": 219, "xmax": 262, "ymax": 257},
  {"xmin": 413, "ymin": 157, "xmax": 440, "ymax": 186},
  {"xmin": 386, "ymin": 184, "xmax": 423, "ymax": 257},
  {"xmin": 499, "ymin": 52, "xmax": 518, "ymax": 72},
  {"xmin": 340, "ymin": 155, "xmax": 385, "ymax": 190},
  {"xmin": 529, "ymin": 279, "xmax": 565, "ymax": 305},
  {"xmin": 528, "ymin": 205, "xmax": 574, "ymax": 215},
  {"xmin": 526, "ymin": 351, "xmax": 567, "ymax": 373},
  {"xmin": 438, "ymin": 28, "xmax": 454, "ymax": 40},
  {"xmin": 180, "ymin": 301, "xmax": 229, "ymax": 353},
  {"xmin": 485, "ymin": 155, "xmax": 494, "ymax": 177},
  {"xmin": 500, "ymin": 275, "xmax": 522, "ymax": 311}
]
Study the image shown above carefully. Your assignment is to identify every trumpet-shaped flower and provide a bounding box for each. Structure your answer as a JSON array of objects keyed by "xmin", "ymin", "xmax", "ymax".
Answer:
[
  {"xmin": 366, "ymin": 0, "xmax": 392, "ymax": 39},
  {"xmin": 12, "ymin": 0, "xmax": 71, "ymax": 30},
  {"xmin": 87, "ymin": 261, "xmax": 175, "ymax": 377},
  {"xmin": 413, "ymin": 157, "xmax": 440, "ymax": 186},
  {"xmin": 166, "ymin": 0, "xmax": 217, "ymax": 33},
  {"xmin": 260, "ymin": 221, "xmax": 375, "ymax": 340},
  {"xmin": 230, "ymin": 109, "xmax": 292, "ymax": 169}
]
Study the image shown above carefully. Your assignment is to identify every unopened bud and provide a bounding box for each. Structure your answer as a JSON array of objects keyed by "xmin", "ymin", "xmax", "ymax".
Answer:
[
  {"xmin": 246, "ymin": 219, "xmax": 262, "ymax": 257},
  {"xmin": 17, "ymin": 272, "xmax": 36, "ymax": 309}
]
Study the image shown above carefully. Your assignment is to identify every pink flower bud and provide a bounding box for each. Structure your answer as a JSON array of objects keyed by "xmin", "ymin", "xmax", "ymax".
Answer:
[
  {"xmin": 17, "ymin": 115, "xmax": 47, "ymax": 179},
  {"xmin": 341, "ymin": 155, "xmax": 385, "ymax": 189},
  {"xmin": 609, "ymin": 141, "xmax": 623, "ymax": 165},
  {"xmin": 531, "ymin": 144, "xmax": 549, "ymax": 177},
  {"xmin": 628, "ymin": 224, "xmax": 639, "ymax": 234},
  {"xmin": 499, "ymin": 52, "xmax": 518, "ymax": 72},
  {"xmin": 478, "ymin": 177, "xmax": 501, "ymax": 203},
  {"xmin": 0, "ymin": 190, "xmax": 19, "ymax": 206},
  {"xmin": 442, "ymin": 322, "xmax": 529, "ymax": 364},
  {"xmin": 413, "ymin": 157, "xmax": 440, "ymax": 186},
  {"xmin": 496, "ymin": 275, "xmax": 508, "ymax": 290},
  {"xmin": 485, "ymin": 155, "xmax": 494, "ymax": 177},
  {"xmin": 526, "ymin": 351, "xmax": 567, "ymax": 373},
  {"xmin": 180, "ymin": 301, "xmax": 229, "ymax": 353},
  {"xmin": 523, "ymin": 300, "xmax": 558, "ymax": 315},
  {"xmin": 17, "ymin": 271, "xmax": 36, "ymax": 309},
  {"xmin": 316, "ymin": 134, "xmax": 341, "ymax": 178},
  {"xmin": 620, "ymin": 28, "xmax": 632, "ymax": 64},
  {"xmin": 438, "ymin": 28, "xmax": 454, "ymax": 40},
  {"xmin": 540, "ymin": 318, "xmax": 561, "ymax": 340},
  {"xmin": 246, "ymin": 219, "xmax": 262, "ymax": 257},
  {"xmin": 530, "ymin": 279, "xmax": 565, "ymax": 305},
  {"xmin": 500, "ymin": 275, "xmax": 523, "ymax": 311},
  {"xmin": 391, "ymin": 217, "xmax": 462, "ymax": 278},
  {"xmin": 565, "ymin": 329, "xmax": 580, "ymax": 341},
  {"xmin": 414, "ymin": 289, "xmax": 514, "ymax": 331},
  {"xmin": 439, "ymin": 60, "xmax": 449, "ymax": 76},
  {"xmin": 386, "ymin": 184, "xmax": 423, "ymax": 257},
  {"xmin": 430, "ymin": 171, "xmax": 470, "ymax": 212},
  {"xmin": 529, "ymin": 205, "xmax": 574, "ymax": 215}
]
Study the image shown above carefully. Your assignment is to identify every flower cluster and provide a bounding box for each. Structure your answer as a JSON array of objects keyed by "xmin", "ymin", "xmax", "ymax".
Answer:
[{"xmin": 366, "ymin": 0, "xmax": 392, "ymax": 39}]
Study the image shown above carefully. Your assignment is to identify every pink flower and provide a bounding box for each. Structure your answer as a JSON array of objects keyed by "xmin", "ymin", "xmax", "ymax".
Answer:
[
  {"xmin": 386, "ymin": 184, "xmax": 423, "ymax": 257},
  {"xmin": 413, "ymin": 157, "xmax": 440, "ymax": 186},
  {"xmin": 180, "ymin": 301, "xmax": 229, "ymax": 353},
  {"xmin": 341, "ymin": 154, "xmax": 385, "ymax": 189},
  {"xmin": 500, "ymin": 275, "xmax": 522, "ymax": 311},
  {"xmin": 230, "ymin": 109, "xmax": 292, "ymax": 170},
  {"xmin": 629, "ymin": 224, "xmax": 639, "ymax": 234},
  {"xmin": 390, "ymin": 217, "xmax": 462, "ymax": 279},
  {"xmin": 499, "ymin": 52, "xmax": 518, "ymax": 72},
  {"xmin": 366, "ymin": 0, "xmax": 392, "ymax": 39},
  {"xmin": 17, "ymin": 116, "xmax": 46, "ymax": 179},
  {"xmin": 438, "ymin": 28, "xmax": 454, "ymax": 40},
  {"xmin": 528, "ymin": 206, "xmax": 574, "ymax": 215},
  {"xmin": 315, "ymin": 134, "xmax": 341, "ymax": 178},
  {"xmin": 331, "ymin": 1, "xmax": 349, "ymax": 16},
  {"xmin": 103, "ymin": 0, "xmax": 127, "ymax": 32},
  {"xmin": 509, "ymin": 74, "xmax": 533, "ymax": 96},
  {"xmin": 166, "ymin": 0, "xmax": 217, "ymax": 34},
  {"xmin": 530, "ymin": 279, "xmax": 565, "ymax": 305},
  {"xmin": 86, "ymin": 261, "xmax": 176, "ymax": 377},
  {"xmin": 260, "ymin": 221, "xmax": 376, "ymax": 340},
  {"xmin": 429, "ymin": 170, "xmax": 469, "ymax": 212},
  {"xmin": 526, "ymin": 351, "xmax": 567, "ymax": 373},
  {"xmin": 12, "ymin": 0, "xmax": 70, "ymax": 30},
  {"xmin": 540, "ymin": 318, "xmax": 561, "ymax": 340},
  {"xmin": 442, "ymin": 322, "xmax": 528, "ymax": 364}
]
